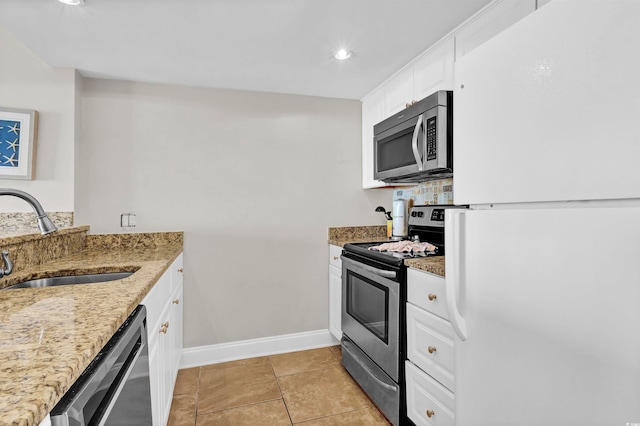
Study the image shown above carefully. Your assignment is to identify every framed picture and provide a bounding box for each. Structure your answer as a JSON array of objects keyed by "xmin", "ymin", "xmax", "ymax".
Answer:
[{"xmin": 0, "ymin": 108, "xmax": 38, "ymax": 180}]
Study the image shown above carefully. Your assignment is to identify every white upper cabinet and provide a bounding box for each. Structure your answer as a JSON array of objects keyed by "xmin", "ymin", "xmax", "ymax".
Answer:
[
  {"xmin": 361, "ymin": 38, "xmax": 455, "ymax": 188},
  {"xmin": 454, "ymin": 0, "xmax": 640, "ymax": 204},
  {"xmin": 385, "ymin": 38, "xmax": 456, "ymax": 116},
  {"xmin": 362, "ymin": 88, "xmax": 390, "ymax": 188},
  {"xmin": 454, "ymin": 0, "xmax": 536, "ymax": 61},
  {"xmin": 385, "ymin": 67, "xmax": 415, "ymax": 116},
  {"xmin": 412, "ymin": 37, "xmax": 455, "ymax": 102}
]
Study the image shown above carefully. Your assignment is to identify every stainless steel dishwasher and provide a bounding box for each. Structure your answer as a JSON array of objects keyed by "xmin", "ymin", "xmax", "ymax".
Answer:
[{"xmin": 51, "ymin": 305, "xmax": 152, "ymax": 426}]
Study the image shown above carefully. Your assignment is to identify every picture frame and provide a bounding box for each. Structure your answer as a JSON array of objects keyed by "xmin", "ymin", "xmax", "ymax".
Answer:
[{"xmin": 0, "ymin": 107, "xmax": 38, "ymax": 180}]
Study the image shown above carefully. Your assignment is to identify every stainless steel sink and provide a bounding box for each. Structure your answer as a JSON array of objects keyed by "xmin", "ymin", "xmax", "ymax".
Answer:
[{"xmin": 3, "ymin": 272, "xmax": 134, "ymax": 290}]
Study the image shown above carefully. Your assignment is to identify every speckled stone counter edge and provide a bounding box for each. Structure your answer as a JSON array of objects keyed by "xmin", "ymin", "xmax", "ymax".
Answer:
[
  {"xmin": 327, "ymin": 225, "xmax": 386, "ymax": 246},
  {"xmin": 405, "ymin": 257, "xmax": 446, "ymax": 277}
]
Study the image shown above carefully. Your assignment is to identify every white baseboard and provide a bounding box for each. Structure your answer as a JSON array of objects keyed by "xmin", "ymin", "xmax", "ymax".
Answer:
[{"xmin": 179, "ymin": 329, "xmax": 340, "ymax": 369}]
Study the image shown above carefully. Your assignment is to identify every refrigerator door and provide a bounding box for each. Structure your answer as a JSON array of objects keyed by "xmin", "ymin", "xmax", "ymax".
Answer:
[
  {"xmin": 446, "ymin": 207, "xmax": 640, "ymax": 426},
  {"xmin": 454, "ymin": 0, "xmax": 640, "ymax": 204}
]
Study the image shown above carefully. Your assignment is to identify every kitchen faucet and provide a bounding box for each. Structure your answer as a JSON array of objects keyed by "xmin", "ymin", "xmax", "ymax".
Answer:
[
  {"xmin": 0, "ymin": 189, "xmax": 58, "ymax": 278},
  {"xmin": 0, "ymin": 188, "xmax": 58, "ymax": 235}
]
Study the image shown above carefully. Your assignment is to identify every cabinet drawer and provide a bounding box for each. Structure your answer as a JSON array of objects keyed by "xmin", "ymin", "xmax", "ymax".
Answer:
[
  {"xmin": 169, "ymin": 253, "xmax": 184, "ymax": 293},
  {"xmin": 405, "ymin": 361, "xmax": 455, "ymax": 426},
  {"xmin": 141, "ymin": 272, "xmax": 170, "ymax": 332},
  {"xmin": 406, "ymin": 303, "xmax": 454, "ymax": 391},
  {"xmin": 329, "ymin": 245, "xmax": 342, "ymax": 269},
  {"xmin": 407, "ymin": 268, "xmax": 448, "ymax": 320}
]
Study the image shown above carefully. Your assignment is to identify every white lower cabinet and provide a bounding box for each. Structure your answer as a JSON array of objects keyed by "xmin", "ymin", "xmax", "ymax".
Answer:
[
  {"xmin": 406, "ymin": 361, "xmax": 455, "ymax": 426},
  {"xmin": 328, "ymin": 245, "xmax": 342, "ymax": 341},
  {"xmin": 406, "ymin": 267, "xmax": 455, "ymax": 426},
  {"xmin": 142, "ymin": 253, "xmax": 184, "ymax": 426}
]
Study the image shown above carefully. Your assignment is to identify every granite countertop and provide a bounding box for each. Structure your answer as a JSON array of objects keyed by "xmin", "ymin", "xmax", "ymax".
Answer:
[
  {"xmin": 328, "ymin": 225, "xmax": 445, "ymax": 277},
  {"xmin": 0, "ymin": 241, "xmax": 182, "ymax": 426},
  {"xmin": 404, "ymin": 257, "xmax": 445, "ymax": 277}
]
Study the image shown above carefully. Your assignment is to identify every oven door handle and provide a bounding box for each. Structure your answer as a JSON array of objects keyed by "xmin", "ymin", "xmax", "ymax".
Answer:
[
  {"xmin": 411, "ymin": 113, "xmax": 424, "ymax": 171},
  {"xmin": 342, "ymin": 257, "xmax": 397, "ymax": 280}
]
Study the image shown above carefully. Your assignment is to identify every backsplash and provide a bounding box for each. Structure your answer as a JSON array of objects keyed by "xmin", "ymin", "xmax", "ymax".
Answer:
[
  {"xmin": 0, "ymin": 212, "xmax": 74, "ymax": 236},
  {"xmin": 0, "ymin": 226, "xmax": 89, "ymax": 274},
  {"xmin": 392, "ymin": 178, "xmax": 453, "ymax": 206}
]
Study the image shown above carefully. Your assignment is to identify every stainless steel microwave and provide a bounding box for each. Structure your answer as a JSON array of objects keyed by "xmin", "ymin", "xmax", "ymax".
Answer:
[{"xmin": 373, "ymin": 90, "xmax": 452, "ymax": 183}]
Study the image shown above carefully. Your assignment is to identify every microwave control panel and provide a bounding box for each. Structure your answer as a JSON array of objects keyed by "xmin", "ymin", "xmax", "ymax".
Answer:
[{"xmin": 426, "ymin": 116, "xmax": 437, "ymax": 161}]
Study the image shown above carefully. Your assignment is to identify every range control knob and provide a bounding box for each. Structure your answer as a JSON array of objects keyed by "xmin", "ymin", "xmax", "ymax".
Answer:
[
  {"xmin": 411, "ymin": 211, "xmax": 417, "ymax": 217},
  {"xmin": 418, "ymin": 211, "xmax": 424, "ymax": 218}
]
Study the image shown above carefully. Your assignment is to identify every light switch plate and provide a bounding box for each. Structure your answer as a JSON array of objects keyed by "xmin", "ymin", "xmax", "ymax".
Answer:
[{"xmin": 120, "ymin": 213, "xmax": 136, "ymax": 228}]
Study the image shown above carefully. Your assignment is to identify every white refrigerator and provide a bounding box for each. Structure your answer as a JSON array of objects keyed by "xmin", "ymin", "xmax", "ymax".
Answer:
[
  {"xmin": 445, "ymin": 206, "xmax": 640, "ymax": 425},
  {"xmin": 446, "ymin": 1, "xmax": 640, "ymax": 423}
]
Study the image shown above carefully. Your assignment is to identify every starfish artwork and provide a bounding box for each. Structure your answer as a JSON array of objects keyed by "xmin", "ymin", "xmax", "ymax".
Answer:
[
  {"xmin": 2, "ymin": 152, "xmax": 18, "ymax": 167},
  {"xmin": 0, "ymin": 119, "xmax": 21, "ymax": 168},
  {"xmin": 6, "ymin": 138, "xmax": 19, "ymax": 152}
]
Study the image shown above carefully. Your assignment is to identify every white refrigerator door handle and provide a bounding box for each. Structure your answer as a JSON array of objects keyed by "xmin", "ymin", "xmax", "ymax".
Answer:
[{"xmin": 445, "ymin": 210, "xmax": 468, "ymax": 341}]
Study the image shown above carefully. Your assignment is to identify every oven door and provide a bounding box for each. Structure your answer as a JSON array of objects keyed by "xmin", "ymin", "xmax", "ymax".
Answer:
[{"xmin": 341, "ymin": 256, "xmax": 400, "ymax": 381}]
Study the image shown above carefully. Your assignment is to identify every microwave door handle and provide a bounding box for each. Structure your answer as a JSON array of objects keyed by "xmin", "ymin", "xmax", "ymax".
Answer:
[{"xmin": 412, "ymin": 114, "xmax": 424, "ymax": 171}]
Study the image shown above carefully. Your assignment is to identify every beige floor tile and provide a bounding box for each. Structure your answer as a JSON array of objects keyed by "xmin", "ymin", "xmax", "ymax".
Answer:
[
  {"xmin": 167, "ymin": 393, "xmax": 197, "ymax": 426},
  {"xmin": 173, "ymin": 367, "xmax": 200, "ymax": 396},
  {"xmin": 197, "ymin": 362, "xmax": 282, "ymax": 414},
  {"xmin": 294, "ymin": 407, "xmax": 391, "ymax": 425},
  {"xmin": 278, "ymin": 366, "xmax": 373, "ymax": 423},
  {"xmin": 269, "ymin": 348, "xmax": 339, "ymax": 377},
  {"xmin": 196, "ymin": 400, "xmax": 292, "ymax": 426},
  {"xmin": 201, "ymin": 356, "xmax": 269, "ymax": 371},
  {"xmin": 328, "ymin": 345, "xmax": 342, "ymax": 362}
]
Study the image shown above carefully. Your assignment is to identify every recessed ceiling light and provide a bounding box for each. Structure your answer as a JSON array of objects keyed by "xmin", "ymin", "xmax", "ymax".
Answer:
[
  {"xmin": 334, "ymin": 49, "xmax": 352, "ymax": 60},
  {"xmin": 58, "ymin": 0, "xmax": 84, "ymax": 5}
]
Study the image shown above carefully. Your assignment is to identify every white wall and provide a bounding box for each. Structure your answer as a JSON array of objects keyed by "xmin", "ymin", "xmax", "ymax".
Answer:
[
  {"xmin": 0, "ymin": 26, "xmax": 76, "ymax": 212},
  {"xmin": 76, "ymin": 79, "xmax": 392, "ymax": 348}
]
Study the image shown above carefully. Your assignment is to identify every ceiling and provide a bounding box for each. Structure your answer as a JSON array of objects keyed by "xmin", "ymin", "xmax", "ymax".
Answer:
[{"xmin": 0, "ymin": 0, "xmax": 492, "ymax": 100}]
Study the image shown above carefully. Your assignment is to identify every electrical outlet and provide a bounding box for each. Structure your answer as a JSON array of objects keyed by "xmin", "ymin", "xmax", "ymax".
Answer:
[{"xmin": 120, "ymin": 213, "xmax": 136, "ymax": 228}]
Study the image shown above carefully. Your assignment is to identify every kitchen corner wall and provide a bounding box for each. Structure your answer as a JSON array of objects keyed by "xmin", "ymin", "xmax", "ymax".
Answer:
[{"xmin": 76, "ymin": 79, "xmax": 393, "ymax": 348}]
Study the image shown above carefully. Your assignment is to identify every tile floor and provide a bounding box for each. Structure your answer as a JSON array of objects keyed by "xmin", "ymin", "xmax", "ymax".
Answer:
[{"xmin": 168, "ymin": 345, "xmax": 391, "ymax": 425}]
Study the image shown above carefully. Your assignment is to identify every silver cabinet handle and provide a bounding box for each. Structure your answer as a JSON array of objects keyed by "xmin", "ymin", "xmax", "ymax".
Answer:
[{"xmin": 412, "ymin": 114, "xmax": 424, "ymax": 171}]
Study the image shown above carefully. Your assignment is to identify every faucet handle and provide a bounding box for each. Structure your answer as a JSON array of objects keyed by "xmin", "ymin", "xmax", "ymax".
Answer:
[{"xmin": 0, "ymin": 251, "xmax": 13, "ymax": 278}]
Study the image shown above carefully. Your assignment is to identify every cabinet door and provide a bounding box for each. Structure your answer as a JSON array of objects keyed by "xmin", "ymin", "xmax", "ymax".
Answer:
[
  {"xmin": 413, "ymin": 37, "xmax": 455, "ymax": 101},
  {"xmin": 361, "ymin": 88, "xmax": 389, "ymax": 188},
  {"xmin": 454, "ymin": 0, "xmax": 640, "ymax": 204},
  {"xmin": 147, "ymin": 330, "xmax": 165, "ymax": 426},
  {"xmin": 328, "ymin": 264, "xmax": 342, "ymax": 341},
  {"xmin": 160, "ymin": 314, "xmax": 173, "ymax": 425},
  {"xmin": 170, "ymin": 283, "xmax": 184, "ymax": 381},
  {"xmin": 385, "ymin": 67, "xmax": 414, "ymax": 115},
  {"xmin": 454, "ymin": 0, "xmax": 535, "ymax": 61}
]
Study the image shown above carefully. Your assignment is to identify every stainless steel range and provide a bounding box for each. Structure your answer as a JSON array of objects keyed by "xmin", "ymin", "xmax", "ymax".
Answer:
[{"xmin": 340, "ymin": 205, "xmax": 464, "ymax": 425}]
